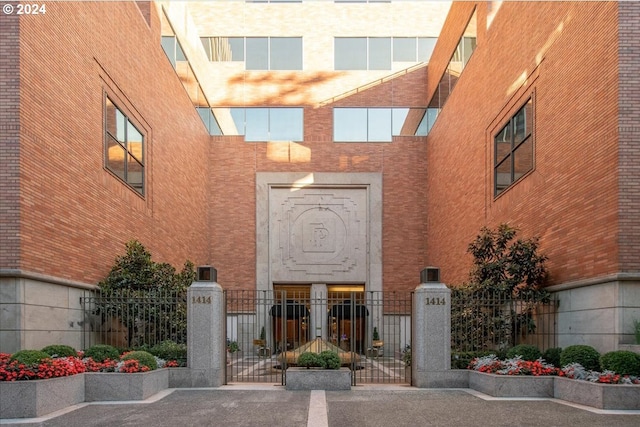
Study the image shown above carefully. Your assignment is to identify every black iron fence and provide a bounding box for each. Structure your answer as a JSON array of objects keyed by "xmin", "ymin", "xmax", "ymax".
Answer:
[
  {"xmin": 450, "ymin": 288, "xmax": 559, "ymax": 355},
  {"xmin": 225, "ymin": 290, "xmax": 413, "ymax": 385},
  {"xmin": 80, "ymin": 289, "xmax": 187, "ymax": 350}
]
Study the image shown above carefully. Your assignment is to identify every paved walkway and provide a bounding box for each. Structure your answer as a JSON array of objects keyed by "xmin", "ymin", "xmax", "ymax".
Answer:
[{"xmin": 2, "ymin": 385, "xmax": 640, "ymax": 427}]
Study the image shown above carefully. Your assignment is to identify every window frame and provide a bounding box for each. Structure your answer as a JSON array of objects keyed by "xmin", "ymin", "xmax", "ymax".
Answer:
[
  {"xmin": 493, "ymin": 98, "xmax": 534, "ymax": 197},
  {"xmin": 104, "ymin": 94, "xmax": 146, "ymax": 196}
]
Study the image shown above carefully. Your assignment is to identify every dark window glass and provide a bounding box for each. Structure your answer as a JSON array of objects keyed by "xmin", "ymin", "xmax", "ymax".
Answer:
[
  {"xmin": 104, "ymin": 96, "xmax": 144, "ymax": 195},
  {"xmin": 494, "ymin": 98, "xmax": 533, "ymax": 196}
]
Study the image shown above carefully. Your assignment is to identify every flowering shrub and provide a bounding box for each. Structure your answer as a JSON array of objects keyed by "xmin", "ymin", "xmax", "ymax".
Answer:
[
  {"xmin": 0, "ymin": 353, "xmax": 86, "ymax": 381},
  {"xmin": 1, "ymin": 351, "xmax": 181, "ymax": 381},
  {"xmin": 468, "ymin": 355, "xmax": 559, "ymax": 376},
  {"xmin": 561, "ymin": 362, "xmax": 640, "ymax": 385},
  {"xmin": 468, "ymin": 355, "xmax": 640, "ymax": 385}
]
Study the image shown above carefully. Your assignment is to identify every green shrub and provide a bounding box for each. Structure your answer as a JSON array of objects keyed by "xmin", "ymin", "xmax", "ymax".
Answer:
[
  {"xmin": 41, "ymin": 344, "xmax": 77, "ymax": 358},
  {"xmin": 560, "ymin": 345, "xmax": 600, "ymax": 371},
  {"xmin": 319, "ymin": 351, "xmax": 341, "ymax": 370},
  {"xmin": 506, "ymin": 344, "xmax": 541, "ymax": 361},
  {"xmin": 121, "ymin": 350, "xmax": 157, "ymax": 370},
  {"xmin": 600, "ymin": 351, "xmax": 640, "ymax": 376},
  {"xmin": 10, "ymin": 350, "xmax": 51, "ymax": 366},
  {"xmin": 542, "ymin": 347, "xmax": 562, "ymax": 368},
  {"xmin": 85, "ymin": 344, "xmax": 120, "ymax": 363},
  {"xmin": 297, "ymin": 352, "xmax": 323, "ymax": 368},
  {"xmin": 149, "ymin": 340, "xmax": 187, "ymax": 363}
]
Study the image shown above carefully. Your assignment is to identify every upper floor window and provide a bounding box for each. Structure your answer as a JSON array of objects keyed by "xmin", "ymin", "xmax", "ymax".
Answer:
[
  {"xmin": 494, "ymin": 98, "xmax": 533, "ymax": 196},
  {"xmin": 105, "ymin": 96, "xmax": 144, "ymax": 195},
  {"xmin": 334, "ymin": 37, "xmax": 436, "ymax": 70},
  {"xmin": 230, "ymin": 107, "xmax": 304, "ymax": 141},
  {"xmin": 201, "ymin": 37, "xmax": 302, "ymax": 70},
  {"xmin": 334, "ymin": 107, "xmax": 427, "ymax": 142}
]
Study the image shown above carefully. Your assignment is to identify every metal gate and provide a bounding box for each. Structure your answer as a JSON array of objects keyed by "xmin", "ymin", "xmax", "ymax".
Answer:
[{"xmin": 225, "ymin": 290, "xmax": 412, "ymax": 385}]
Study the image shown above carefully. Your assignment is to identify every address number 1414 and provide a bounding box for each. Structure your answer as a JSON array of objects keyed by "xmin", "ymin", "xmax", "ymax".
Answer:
[{"xmin": 425, "ymin": 297, "xmax": 446, "ymax": 306}]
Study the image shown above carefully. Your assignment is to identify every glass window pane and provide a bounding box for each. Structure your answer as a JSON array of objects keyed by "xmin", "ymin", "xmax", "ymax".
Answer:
[
  {"xmin": 418, "ymin": 37, "xmax": 437, "ymax": 62},
  {"xmin": 127, "ymin": 154, "xmax": 144, "ymax": 193},
  {"xmin": 228, "ymin": 37, "xmax": 244, "ymax": 61},
  {"xmin": 105, "ymin": 98, "xmax": 117, "ymax": 137},
  {"xmin": 230, "ymin": 108, "xmax": 245, "ymax": 135},
  {"xmin": 392, "ymin": 108, "xmax": 409, "ymax": 135},
  {"xmin": 369, "ymin": 37, "xmax": 391, "ymax": 70},
  {"xmin": 513, "ymin": 106, "xmax": 526, "ymax": 144},
  {"xmin": 161, "ymin": 36, "xmax": 176, "ymax": 67},
  {"xmin": 200, "ymin": 37, "xmax": 211, "ymax": 60},
  {"xmin": 116, "ymin": 109, "xmax": 126, "ymax": 142},
  {"xmin": 462, "ymin": 37, "xmax": 477, "ymax": 66},
  {"xmin": 335, "ymin": 38, "xmax": 367, "ymax": 70},
  {"xmin": 427, "ymin": 108, "xmax": 439, "ymax": 133},
  {"xmin": 513, "ymin": 137, "xmax": 533, "ymax": 180},
  {"xmin": 495, "ymin": 124, "xmax": 511, "ymax": 165},
  {"xmin": 393, "ymin": 38, "xmax": 416, "ymax": 62},
  {"xmin": 127, "ymin": 120, "xmax": 143, "ymax": 163},
  {"xmin": 245, "ymin": 108, "xmax": 269, "ymax": 141},
  {"xmin": 368, "ymin": 108, "xmax": 392, "ymax": 141},
  {"xmin": 175, "ymin": 40, "xmax": 186, "ymax": 62},
  {"xmin": 246, "ymin": 37, "xmax": 268, "ymax": 70},
  {"xmin": 495, "ymin": 156, "xmax": 511, "ymax": 195},
  {"xmin": 107, "ymin": 135, "xmax": 126, "ymax": 181},
  {"xmin": 334, "ymin": 108, "xmax": 367, "ymax": 141},
  {"xmin": 270, "ymin": 38, "xmax": 302, "ymax": 70},
  {"xmin": 270, "ymin": 108, "xmax": 303, "ymax": 141}
]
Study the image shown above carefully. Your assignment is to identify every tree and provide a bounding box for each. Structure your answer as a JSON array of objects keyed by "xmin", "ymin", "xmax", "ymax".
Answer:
[
  {"xmin": 451, "ymin": 224, "xmax": 550, "ymax": 352},
  {"xmin": 93, "ymin": 240, "xmax": 195, "ymax": 347}
]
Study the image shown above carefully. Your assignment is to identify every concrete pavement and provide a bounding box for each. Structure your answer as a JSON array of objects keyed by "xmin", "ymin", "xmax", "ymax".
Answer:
[{"xmin": 2, "ymin": 384, "xmax": 640, "ymax": 427}]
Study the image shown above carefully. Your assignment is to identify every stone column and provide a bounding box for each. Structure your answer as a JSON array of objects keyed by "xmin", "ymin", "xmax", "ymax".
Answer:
[
  {"xmin": 187, "ymin": 267, "xmax": 225, "ymax": 387},
  {"xmin": 310, "ymin": 284, "xmax": 328, "ymax": 339},
  {"xmin": 412, "ymin": 267, "xmax": 452, "ymax": 387}
]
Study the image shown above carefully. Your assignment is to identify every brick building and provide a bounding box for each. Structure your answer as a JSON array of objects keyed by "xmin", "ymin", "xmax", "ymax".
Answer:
[{"xmin": 0, "ymin": 1, "xmax": 638, "ymax": 354}]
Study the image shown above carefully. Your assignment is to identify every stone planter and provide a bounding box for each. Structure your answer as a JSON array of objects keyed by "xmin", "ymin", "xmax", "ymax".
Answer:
[
  {"xmin": 84, "ymin": 369, "xmax": 168, "ymax": 401},
  {"xmin": 286, "ymin": 367, "xmax": 351, "ymax": 390},
  {"xmin": 0, "ymin": 374, "xmax": 85, "ymax": 419},
  {"xmin": 469, "ymin": 371, "xmax": 554, "ymax": 398},
  {"xmin": 554, "ymin": 376, "xmax": 640, "ymax": 410}
]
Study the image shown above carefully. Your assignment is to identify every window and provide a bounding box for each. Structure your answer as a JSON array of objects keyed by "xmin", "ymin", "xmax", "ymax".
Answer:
[
  {"xmin": 334, "ymin": 108, "xmax": 427, "ymax": 142},
  {"xmin": 335, "ymin": 37, "xmax": 436, "ymax": 70},
  {"xmin": 105, "ymin": 97, "xmax": 144, "ymax": 195},
  {"xmin": 196, "ymin": 107, "xmax": 222, "ymax": 135},
  {"xmin": 230, "ymin": 108, "xmax": 303, "ymax": 141},
  {"xmin": 494, "ymin": 99, "xmax": 533, "ymax": 196},
  {"xmin": 201, "ymin": 37, "xmax": 302, "ymax": 70}
]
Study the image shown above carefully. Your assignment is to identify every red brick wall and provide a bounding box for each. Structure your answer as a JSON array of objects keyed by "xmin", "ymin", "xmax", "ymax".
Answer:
[
  {"xmin": 14, "ymin": 2, "xmax": 211, "ymax": 283},
  {"xmin": 210, "ymin": 69, "xmax": 428, "ymax": 291},
  {"xmin": 425, "ymin": 1, "xmax": 620, "ymax": 286},
  {"xmin": 0, "ymin": 3, "xmax": 20, "ymax": 271},
  {"xmin": 618, "ymin": 2, "xmax": 640, "ymax": 274}
]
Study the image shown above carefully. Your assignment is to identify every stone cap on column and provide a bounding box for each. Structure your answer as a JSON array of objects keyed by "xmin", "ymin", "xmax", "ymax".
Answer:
[{"xmin": 420, "ymin": 267, "xmax": 440, "ymax": 284}]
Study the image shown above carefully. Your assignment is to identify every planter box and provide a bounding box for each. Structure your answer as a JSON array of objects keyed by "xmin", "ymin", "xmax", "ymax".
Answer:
[
  {"xmin": 286, "ymin": 367, "xmax": 351, "ymax": 391},
  {"xmin": 0, "ymin": 374, "xmax": 84, "ymax": 419},
  {"xmin": 554, "ymin": 376, "xmax": 640, "ymax": 410},
  {"xmin": 85, "ymin": 369, "xmax": 168, "ymax": 401},
  {"xmin": 469, "ymin": 371, "xmax": 554, "ymax": 398}
]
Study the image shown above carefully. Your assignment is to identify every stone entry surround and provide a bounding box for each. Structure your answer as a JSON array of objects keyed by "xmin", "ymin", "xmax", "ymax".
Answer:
[{"xmin": 256, "ymin": 172, "xmax": 382, "ymax": 292}]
